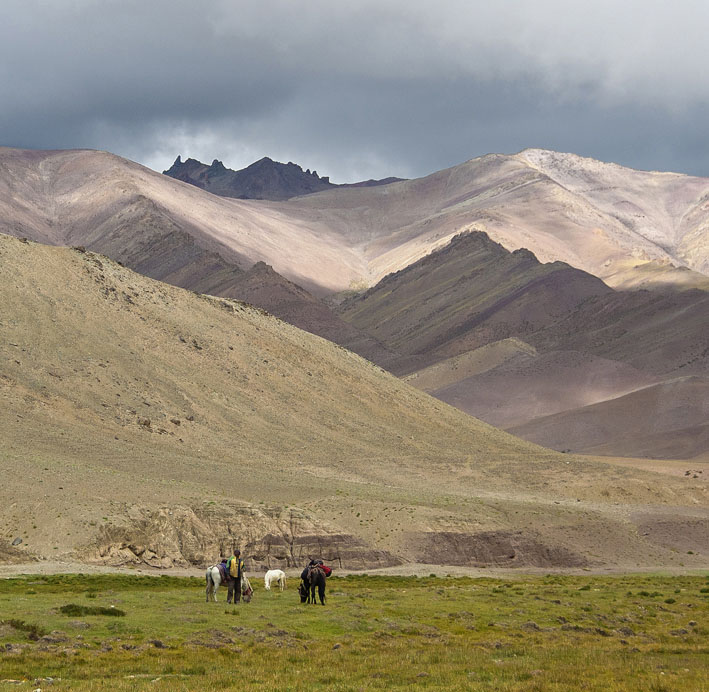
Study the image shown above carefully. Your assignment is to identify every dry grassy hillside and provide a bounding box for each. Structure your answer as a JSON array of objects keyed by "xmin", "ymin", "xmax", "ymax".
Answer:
[
  {"xmin": 402, "ymin": 338, "xmax": 538, "ymax": 392},
  {"xmin": 2, "ymin": 233, "xmax": 708, "ymax": 571}
]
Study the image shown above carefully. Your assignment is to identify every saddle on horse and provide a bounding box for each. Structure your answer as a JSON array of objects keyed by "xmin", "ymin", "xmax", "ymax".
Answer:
[{"xmin": 307, "ymin": 564, "xmax": 331, "ymax": 579}]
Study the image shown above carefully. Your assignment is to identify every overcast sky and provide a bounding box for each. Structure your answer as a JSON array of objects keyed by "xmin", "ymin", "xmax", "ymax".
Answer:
[{"xmin": 2, "ymin": 0, "xmax": 709, "ymax": 182}]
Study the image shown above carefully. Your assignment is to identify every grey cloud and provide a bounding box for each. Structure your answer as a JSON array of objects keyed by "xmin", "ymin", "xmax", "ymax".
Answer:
[{"xmin": 1, "ymin": 0, "xmax": 708, "ymax": 181}]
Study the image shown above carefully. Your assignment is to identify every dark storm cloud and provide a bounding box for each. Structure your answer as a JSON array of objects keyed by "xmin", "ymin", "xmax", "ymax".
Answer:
[{"xmin": 2, "ymin": 0, "xmax": 709, "ymax": 181}]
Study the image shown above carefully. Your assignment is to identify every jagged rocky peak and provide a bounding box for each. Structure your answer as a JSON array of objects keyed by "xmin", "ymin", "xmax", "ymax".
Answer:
[
  {"xmin": 163, "ymin": 155, "xmax": 205, "ymax": 176},
  {"xmin": 163, "ymin": 154, "xmax": 403, "ymax": 199},
  {"xmin": 163, "ymin": 154, "xmax": 336, "ymax": 200}
]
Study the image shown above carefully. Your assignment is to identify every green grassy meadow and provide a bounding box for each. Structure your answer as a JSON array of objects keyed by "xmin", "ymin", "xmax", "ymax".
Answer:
[{"xmin": 0, "ymin": 573, "xmax": 707, "ymax": 690}]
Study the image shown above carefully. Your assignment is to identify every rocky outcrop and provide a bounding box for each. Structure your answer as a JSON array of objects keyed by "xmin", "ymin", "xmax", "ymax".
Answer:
[
  {"xmin": 82, "ymin": 503, "xmax": 403, "ymax": 571},
  {"xmin": 164, "ymin": 156, "xmax": 336, "ymax": 200},
  {"xmin": 410, "ymin": 530, "xmax": 588, "ymax": 568},
  {"xmin": 0, "ymin": 539, "xmax": 36, "ymax": 564}
]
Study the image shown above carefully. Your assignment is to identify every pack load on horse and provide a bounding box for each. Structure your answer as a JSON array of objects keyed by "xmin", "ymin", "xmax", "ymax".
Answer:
[{"xmin": 299, "ymin": 559, "xmax": 331, "ymax": 605}]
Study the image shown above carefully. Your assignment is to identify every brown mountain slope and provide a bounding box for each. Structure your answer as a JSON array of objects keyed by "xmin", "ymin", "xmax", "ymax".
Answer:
[
  {"xmin": 215, "ymin": 261, "xmax": 399, "ymax": 368},
  {"xmin": 430, "ymin": 350, "xmax": 660, "ymax": 429},
  {"xmin": 519, "ymin": 149, "xmax": 709, "ymax": 277},
  {"xmin": 2, "ymin": 233, "xmax": 707, "ymax": 571},
  {"xmin": 343, "ymin": 232, "xmax": 708, "ymax": 457},
  {"xmin": 509, "ymin": 377, "xmax": 709, "ymax": 459},
  {"xmin": 337, "ymin": 231, "xmax": 613, "ymax": 373},
  {"xmin": 525, "ymin": 288, "xmax": 709, "ymax": 378}
]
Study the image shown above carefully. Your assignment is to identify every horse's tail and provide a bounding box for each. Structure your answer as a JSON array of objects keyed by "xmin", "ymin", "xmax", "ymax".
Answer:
[{"xmin": 205, "ymin": 566, "xmax": 215, "ymax": 602}]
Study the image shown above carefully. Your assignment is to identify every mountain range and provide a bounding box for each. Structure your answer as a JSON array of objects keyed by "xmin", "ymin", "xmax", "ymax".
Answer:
[
  {"xmin": 4, "ymin": 145, "xmax": 708, "ymax": 295},
  {"xmin": 1, "ymin": 145, "xmax": 708, "ymax": 460},
  {"xmin": 1, "ymin": 144, "xmax": 708, "ymax": 570}
]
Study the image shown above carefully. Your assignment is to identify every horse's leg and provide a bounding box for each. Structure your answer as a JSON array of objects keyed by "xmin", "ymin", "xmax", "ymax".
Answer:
[
  {"xmin": 206, "ymin": 574, "xmax": 211, "ymax": 602},
  {"xmin": 319, "ymin": 579, "xmax": 326, "ymax": 605}
]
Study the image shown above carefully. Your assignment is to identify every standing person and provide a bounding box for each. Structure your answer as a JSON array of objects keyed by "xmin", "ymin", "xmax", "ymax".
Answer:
[{"xmin": 226, "ymin": 548, "xmax": 245, "ymax": 604}]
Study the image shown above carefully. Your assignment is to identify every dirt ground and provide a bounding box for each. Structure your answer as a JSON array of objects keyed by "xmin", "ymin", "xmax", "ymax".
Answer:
[{"xmin": 3, "ymin": 559, "xmax": 708, "ymax": 581}]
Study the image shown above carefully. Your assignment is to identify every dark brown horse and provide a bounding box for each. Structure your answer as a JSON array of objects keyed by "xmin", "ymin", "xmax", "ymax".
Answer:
[{"xmin": 299, "ymin": 565, "xmax": 326, "ymax": 605}]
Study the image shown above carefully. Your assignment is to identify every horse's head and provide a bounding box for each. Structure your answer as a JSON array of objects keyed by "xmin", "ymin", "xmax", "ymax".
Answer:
[{"xmin": 298, "ymin": 582, "xmax": 308, "ymax": 603}]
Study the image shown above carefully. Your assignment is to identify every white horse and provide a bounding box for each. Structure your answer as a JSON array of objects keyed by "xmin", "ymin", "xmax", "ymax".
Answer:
[
  {"xmin": 264, "ymin": 569, "xmax": 287, "ymax": 591},
  {"xmin": 205, "ymin": 564, "xmax": 227, "ymax": 602},
  {"xmin": 205, "ymin": 565, "xmax": 254, "ymax": 603}
]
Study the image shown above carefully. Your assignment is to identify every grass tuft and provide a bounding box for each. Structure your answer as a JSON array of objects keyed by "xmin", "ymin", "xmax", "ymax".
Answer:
[{"xmin": 59, "ymin": 603, "xmax": 126, "ymax": 617}]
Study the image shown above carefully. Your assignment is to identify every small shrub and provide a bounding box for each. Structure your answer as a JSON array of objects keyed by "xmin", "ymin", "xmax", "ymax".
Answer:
[
  {"xmin": 3, "ymin": 619, "xmax": 49, "ymax": 640},
  {"xmin": 59, "ymin": 603, "xmax": 125, "ymax": 617}
]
